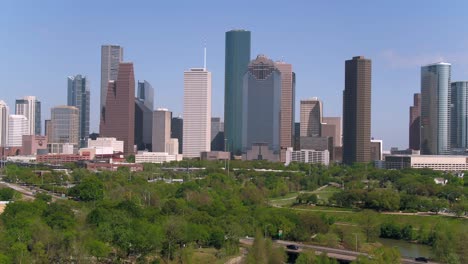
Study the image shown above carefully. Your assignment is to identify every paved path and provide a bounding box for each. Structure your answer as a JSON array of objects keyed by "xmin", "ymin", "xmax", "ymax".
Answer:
[{"xmin": 239, "ymin": 238, "xmax": 440, "ymax": 264}]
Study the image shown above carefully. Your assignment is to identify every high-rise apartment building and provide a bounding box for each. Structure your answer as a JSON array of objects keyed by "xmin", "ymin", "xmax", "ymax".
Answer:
[
  {"xmin": 100, "ymin": 45, "xmax": 123, "ymax": 128},
  {"xmin": 0, "ymin": 101, "xmax": 8, "ymax": 147},
  {"xmin": 50, "ymin": 106, "xmax": 79, "ymax": 146},
  {"xmin": 153, "ymin": 108, "xmax": 172, "ymax": 152},
  {"xmin": 450, "ymin": 81, "xmax": 468, "ymax": 149},
  {"xmin": 183, "ymin": 68, "xmax": 211, "ymax": 158},
  {"xmin": 15, "ymin": 96, "xmax": 41, "ymax": 135},
  {"xmin": 100, "ymin": 62, "xmax": 135, "ymax": 155},
  {"xmin": 342, "ymin": 56, "xmax": 372, "ymax": 164},
  {"xmin": 135, "ymin": 81, "xmax": 154, "ymax": 151},
  {"xmin": 225, "ymin": 29, "xmax": 251, "ymax": 155},
  {"xmin": 300, "ymin": 98, "xmax": 322, "ymax": 137},
  {"xmin": 171, "ymin": 116, "xmax": 183, "ymax": 154},
  {"xmin": 275, "ymin": 61, "xmax": 295, "ymax": 162},
  {"xmin": 242, "ymin": 55, "xmax": 281, "ymax": 160},
  {"xmin": 409, "ymin": 93, "xmax": 421, "ymax": 150},
  {"xmin": 8, "ymin": 115, "xmax": 28, "ymax": 147},
  {"xmin": 420, "ymin": 62, "xmax": 451, "ymax": 155},
  {"xmin": 67, "ymin": 75, "xmax": 90, "ymax": 147}
]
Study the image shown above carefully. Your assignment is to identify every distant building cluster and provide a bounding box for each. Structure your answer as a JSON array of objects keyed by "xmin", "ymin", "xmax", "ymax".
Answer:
[{"xmin": 3, "ymin": 30, "xmax": 468, "ymax": 171}]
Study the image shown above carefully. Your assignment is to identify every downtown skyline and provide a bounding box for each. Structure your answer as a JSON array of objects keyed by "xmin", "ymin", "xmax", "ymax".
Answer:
[{"xmin": 2, "ymin": 1, "xmax": 468, "ymax": 149}]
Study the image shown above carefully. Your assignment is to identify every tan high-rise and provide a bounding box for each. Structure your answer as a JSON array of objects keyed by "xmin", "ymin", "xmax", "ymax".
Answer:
[
  {"xmin": 50, "ymin": 106, "xmax": 79, "ymax": 146},
  {"xmin": 275, "ymin": 62, "xmax": 294, "ymax": 162},
  {"xmin": 300, "ymin": 98, "xmax": 322, "ymax": 137},
  {"xmin": 342, "ymin": 56, "xmax": 372, "ymax": 164}
]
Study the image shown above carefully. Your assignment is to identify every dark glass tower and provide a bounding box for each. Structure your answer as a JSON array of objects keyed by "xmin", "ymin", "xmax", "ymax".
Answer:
[
  {"xmin": 171, "ymin": 116, "xmax": 183, "ymax": 154},
  {"xmin": 409, "ymin": 93, "xmax": 421, "ymax": 150},
  {"xmin": 224, "ymin": 29, "xmax": 251, "ymax": 155},
  {"xmin": 420, "ymin": 63, "xmax": 451, "ymax": 155},
  {"xmin": 67, "ymin": 75, "xmax": 90, "ymax": 147},
  {"xmin": 342, "ymin": 56, "xmax": 372, "ymax": 165}
]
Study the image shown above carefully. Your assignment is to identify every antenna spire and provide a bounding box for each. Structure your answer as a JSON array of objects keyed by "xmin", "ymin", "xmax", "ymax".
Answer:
[{"xmin": 203, "ymin": 40, "xmax": 207, "ymax": 70}]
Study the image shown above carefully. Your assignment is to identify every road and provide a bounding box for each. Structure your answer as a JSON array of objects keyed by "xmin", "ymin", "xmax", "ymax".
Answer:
[
  {"xmin": 239, "ymin": 238, "xmax": 440, "ymax": 264},
  {"xmin": 0, "ymin": 181, "xmax": 66, "ymax": 201}
]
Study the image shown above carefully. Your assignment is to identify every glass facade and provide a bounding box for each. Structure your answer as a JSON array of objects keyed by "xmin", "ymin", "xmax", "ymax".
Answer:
[
  {"xmin": 420, "ymin": 63, "xmax": 451, "ymax": 155},
  {"xmin": 67, "ymin": 75, "xmax": 90, "ymax": 147},
  {"xmin": 224, "ymin": 30, "xmax": 251, "ymax": 155},
  {"xmin": 451, "ymin": 81, "xmax": 468, "ymax": 149},
  {"xmin": 242, "ymin": 55, "xmax": 281, "ymax": 158}
]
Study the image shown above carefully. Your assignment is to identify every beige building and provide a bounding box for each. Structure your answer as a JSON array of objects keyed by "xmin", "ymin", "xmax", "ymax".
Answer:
[
  {"xmin": 300, "ymin": 98, "xmax": 322, "ymax": 137},
  {"xmin": 50, "ymin": 106, "xmax": 79, "ymax": 147},
  {"xmin": 275, "ymin": 61, "xmax": 294, "ymax": 162},
  {"xmin": 322, "ymin": 117, "xmax": 342, "ymax": 147},
  {"xmin": 385, "ymin": 154, "xmax": 468, "ymax": 171},
  {"xmin": 153, "ymin": 108, "xmax": 172, "ymax": 152}
]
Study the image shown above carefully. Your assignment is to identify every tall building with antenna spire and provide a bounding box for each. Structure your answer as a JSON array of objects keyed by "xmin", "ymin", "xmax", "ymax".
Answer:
[{"xmin": 183, "ymin": 47, "xmax": 212, "ymax": 158}]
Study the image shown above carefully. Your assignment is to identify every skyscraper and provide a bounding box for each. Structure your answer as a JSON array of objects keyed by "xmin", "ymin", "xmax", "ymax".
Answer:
[
  {"xmin": 50, "ymin": 106, "xmax": 79, "ymax": 146},
  {"xmin": 242, "ymin": 55, "xmax": 281, "ymax": 160},
  {"xmin": 8, "ymin": 115, "xmax": 28, "ymax": 147},
  {"xmin": 0, "ymin": 101, "xmax": 9, "ymax": 147},
  {"xmin": 450, "ymin": 81, "xmax": 468, "ymax": 149},
  {"xmin": 342, "ymin": 56, "xmax": 372, "ymax": 164},
  {"xmin": 100, "ymin": 45, "xmax": 123, "ymax": 128},
  {"xmin": 420, "ymin": 62, "xmax": 451, "ymax": 155},
  {"xmin": 171, "ymin": 116, "xmax": 183, "ymax": 154},
  {"xmin": 322, "ymin": 117, "xmax": 342, "ymax": 147},
  {"xmin": 153, "ymin": 108, "xmax": 171, "ymax": 152},
  {"xmin": 300, "ymin": 98, "xmax": 323, "ymax": 137},
  {"xmin": 135, "ymin": 81, "xmax": 154, "ymax": 151},
  {"xmin": 275, "ymin": 61, "xmax": 295, "ymax": 162},
  {"xmin": 15, "ymin": 96, "xmax": 41, "ymax": 135},
  {"xmin": 100, "ymin": 62, "xmax": 136, "ymax": 155},
  {"xmin": 409, "ymin": 93, "xmax": 421, "ymax": 150},
  {"xmin": 183, "ymin": 68, "xmax": 212, "ymax": 158},
  {"xmin": 44, "ymin": 119, "xmax": 51, "ymax": 143},
  {"xmin": 211, "ymin": 117, "xmax": 225, "ymax": 151},
  {"xmin": 67, "ymin": 75, "xmax": 90, "ymax": 147},
  {"xmin": 225, "ymin": 29, "xmax": 251, "ymax": 155}
]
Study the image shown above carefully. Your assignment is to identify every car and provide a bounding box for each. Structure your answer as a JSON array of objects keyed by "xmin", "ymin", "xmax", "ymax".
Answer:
[
  {"xmin": 286, "ymin": 244, "xmax": 299, "ymax": 250},
  {"xmin": 415, "ymin": 257, "xmax": 428, "ymax": 263}
]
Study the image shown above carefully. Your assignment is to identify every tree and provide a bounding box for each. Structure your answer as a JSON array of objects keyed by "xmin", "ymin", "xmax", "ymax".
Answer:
[
  {"xmin": 68, "ymin": 177, "xmax": 104, "ymax": 201},
  {"xmin": 296, "ymin": 251, "xmax": 317, "ymax": 264},
  {"xmin": 359, "ymin": 210, "xmax": 380, "ymax": 243},
  {"xmin": 0, "ymin": 188, "xmax": 15, "ymax": 200},
  {"xmin": 246, "ymin": 230, "xmax": 268, "ymax": 264}
]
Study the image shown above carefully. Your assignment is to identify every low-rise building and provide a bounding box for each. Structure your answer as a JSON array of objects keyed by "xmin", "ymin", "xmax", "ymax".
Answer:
[
  {"xmin": 36, "ymin": 154, "xmax": 90, "ymax": 164},
  {"xmin": 200, "ymin": 151, "xmax": 230, "ymax": 161},
  {"xmin": 285, "ymin": 147, "xmax": 329, "ymax": 166},
  {"xmin": 87, "ymin": 137, "xmax": 124, "ymax": 153},
  {"xmin": 86, "ymin": 162, "xmax": 143, "ymax": 172},
  {"xmin": 135, "ymin": 151, "xmax": 183, "ymax": 164},
  {"xmin": 385, "ymin": 154, "xmax": 468, "ymax": 171}
]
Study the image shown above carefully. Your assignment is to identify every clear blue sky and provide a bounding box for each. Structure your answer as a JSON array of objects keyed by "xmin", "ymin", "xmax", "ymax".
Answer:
[{"xmin": 2, "ymin": 0, "xmax": 468, "ymax": 149}]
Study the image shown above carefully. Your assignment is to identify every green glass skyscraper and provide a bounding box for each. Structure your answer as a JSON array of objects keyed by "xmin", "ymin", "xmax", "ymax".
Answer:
[{"xmin": 224, "ymin": 29, "xmax": 251, "ymax": 155}]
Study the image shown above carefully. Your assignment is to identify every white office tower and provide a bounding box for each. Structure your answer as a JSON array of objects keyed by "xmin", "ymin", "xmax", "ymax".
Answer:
[
  {"xmin": 183, "ymin": 68, "xmax": 212, "ymax": 158},
  {"xmin": 0, "ymin": 101, "xmax": 8, "ymax": 147},
  {"xmin": 8, "ymin": 115, "xmax": 28, "ymax": 147},
  {"xmin": 15, "ymin": 96, "xmax": 40, "ymax": 135},
  {"xmin": 165, "ymin": 138, "xmax": 179, "ymax": 155},
  {"xmin": 100, "ymin": 45, "xmax": 123, "ymax": 121}
]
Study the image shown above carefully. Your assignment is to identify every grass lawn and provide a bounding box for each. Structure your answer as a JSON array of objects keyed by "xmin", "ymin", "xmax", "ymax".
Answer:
[{"xmin": 312, "ymin": 186, "xmax": 341, "ymax": 202}]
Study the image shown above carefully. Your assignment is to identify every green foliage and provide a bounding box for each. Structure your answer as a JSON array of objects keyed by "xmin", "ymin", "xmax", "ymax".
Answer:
[
  {"xmin": 68, "ymin": 176, "xmax": 104, "ymax": 201},
  {"xmin": 0, "ymin": 188, "xmax": 15, "ymax": 201}
]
